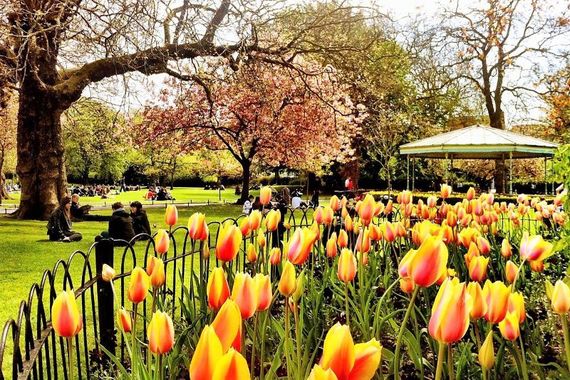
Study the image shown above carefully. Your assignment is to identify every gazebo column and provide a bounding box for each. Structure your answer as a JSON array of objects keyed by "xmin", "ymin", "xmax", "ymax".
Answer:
[
  {"xmin": 509, "ymin": 151, "xmax": 513, "ymax": 195},
  {"xmin": 406, "ymin": 155, "xmax": 410, "ymax": 191},
  {"xmin": 412, "ymin": 157, "xmax": 415, "ymax": 191},
  {"xmin": 450, "ymin": 155, "xmax": 454, "ymax": 187},
  {"xmin": 544, "ymin": 157, "xmax": 548, "ymax": 195},
  {"xmin": 444, "ymin": 153, "xmax": 449, "ymax": 184}
]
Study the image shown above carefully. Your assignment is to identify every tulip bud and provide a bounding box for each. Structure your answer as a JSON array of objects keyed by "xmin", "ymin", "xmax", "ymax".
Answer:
[
  {"xmin": 117, "ymin": 307, "xmax": 132, "ymax": 333},
  {"xmin": 165, "ymin": 205, "xmax": 178, "ymax": 226},
  {"xmin": 530, "ymin": 260, "xmax": 545, "ymax": 272},
  {"xmin": 265, "ymin": 209, "xmax": 280, "ymax": 232},
  {"xmin": 155, "ymin": 229, "xmax": 170, "ymax": 255},
  {"xmin": 551, "ymin": 280, "xmax": 570, "ymax": 314},
  {"xmin": 498, "ymin": 311, "xmax": 520, "ymax": 341},
  {"xmin": 190, "ymin": 325, "xmax": 223, "ymax": 380},
  {"xmin": 146, "ymin": 256, "xmax": 166, "ymax": 288},
  {"xmin": 468, "ymin": 256, "xmax": 489, "ymax": 282},
  {"xmin": 51, "ymin": 290, "xmax": 82, "ymax": 338},
  {"xmin": 358, "ymin": 194, "xmax": 375, "ymax": 225},
  {"xmin": 212, "ymin": 300, "xmax": 242, "ymax": 352},
  {"xmin": 440, "ymin": 184, "xmax": 452, "ymax": 199},
  {"xmin": 147, "ymin": 310, "xmax": 175, "ymax": 354},
  {"xmin": 329, "ymin": 195, "xmax": 341, "ymax": 212},
  {"xmin": 239, "ymin": 218, "xmax": 251, "ymax": 237},
  {"xmin": 505, "ymin": 260, "xmax": 518, "ymax": 284},
  {"xmin": 269, "ymin": 247, "xmax": 281, "ymax": 265},
  {"xmin": 258, "ymin": 231, "xmax": 266, "ymax": 249},
  {"xmin": 212, "ymin": 348, "xmax": 251, "ymax": 379},
  {"xmin": 216, "ymin": 221, "xmax": 242, "ymax": 262},
  {"xmin": 260, "ymin": 186, "xmax": 272, "ymax": 205},
  {"xmin": 246, "ymin": 243, "xmax": 258, "ymax": 263},
  {"xmin": 231, "ymin": 273, "xmax": 257, "ymax": 319},
  {"xmin": 207, "ymin": 267, "xmax": 230, "ymax": 310},
  {"xmin": 476, "ymin": 236, "xmax": 491, "ymax": 255},
  {"xmin": 326, "ymin": 233, "xmax": 338, "ymax": 258},
  {"xmin": 188, "ymin": 212, "xmax": 208, "ymax": 241},
  {"xmin": 254, "ymin": 274, "xmax": 272, "ymax": 311},
  {"xmin": 428, "ymin": 278, "xmax": 470, "ymax": 343},
  {"xmin": 338, "ymin": 229, "xmax": 349, "ymax": 248},
  {"xmin": 466, "ymin": 187, "xmax": 476, "ymax": 200},
  {"xmin": 467, "ymin": 282, "xmax": 487, "ymax": 320},
  {"xmin": 279, "ymin": 261, "xmax": 297, "ymax": 297},
  {"xmin": 479, "ymin": 331, "xmax": 495, "ymax": 370},
  {"xmin": 483, "ymin": 280, "xmax": 510, "ymax": 324},
  {"xmin": 128, "ymin": 267, "xmax": 150, "ymax": 304},
  {"xmin": 308, "ymin": 365, "xmax": 338, "ymax": 380},
  {"xmin": 406, "ymin": 236, "xmax": 449, "ymax": 288},
  {"xmin": 248, "ymin": 210, "xmax": 262, "ymax": 231},
  {"xmin": 202, "ymin": 242, "xmax": 210, "ymax": 259},
  {"xmin": 501, "ymin": 238, "xmax": 512, "ymax": 258},
  {"xmin": 102, "ymin": 264, "xmax": 115, "ymax": 282},
  {"xmin": 337, "ymin": 249, "xmax": 357, "ymax": 283}
]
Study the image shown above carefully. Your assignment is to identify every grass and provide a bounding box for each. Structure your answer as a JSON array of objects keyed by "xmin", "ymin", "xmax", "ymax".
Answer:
[{"xmin": 0, "ymin": 204, "xmax": 241, "ymax": 330}]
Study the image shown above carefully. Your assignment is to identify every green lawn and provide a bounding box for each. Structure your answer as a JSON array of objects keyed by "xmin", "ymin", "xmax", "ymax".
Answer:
[{"xmin": 0, "ymin": 204, "xmax": 242, "ymax": 331}]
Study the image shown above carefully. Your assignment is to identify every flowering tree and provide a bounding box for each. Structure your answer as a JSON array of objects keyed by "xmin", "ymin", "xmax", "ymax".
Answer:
[{"xmin": 142, "ymin": 62, "xmax": 362, "ymax": 202}]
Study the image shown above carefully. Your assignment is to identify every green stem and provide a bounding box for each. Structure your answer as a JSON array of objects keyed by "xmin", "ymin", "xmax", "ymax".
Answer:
[
  {"xmin": 562, "ymin": 315, "xmax": 570, "ymax": 372},
  {"xmin": 132, "ymin": 303, "xmax": 138, "ymax": 365},
  {"xmin": 251, "ymin": 313, "xmax": 259, "ymax": 378},
  {"xmin": 513, "ymin": 340, "xmax": 529, "ymax": 380},
  {"xmin": 67, "ymin": 337, "xmax": 75, "ymax": 380},
  {"xmin": 435, "ymin": 342, "xmax": 446, "ymax": 380},
  {"xmin": 293, "ymin": 303, "xmax": 302, "ymax": 378},
  {"xmin": 260, "ymin": 311, "xmax": 269, "ymax": 380},
  {"xmin": 284, "ymin": 297, "xmax": 292, "ymax": 380},
  {"xmin": 344, "ymin": 283, "xmax": 350, "ymax": 326},
  {"xmin": 393, "ymin": 286, "xmax": 420, "ymax": 380},
  {"xmin": 447, "ymin": 343, "xmax": 455, "ymax": 380}
]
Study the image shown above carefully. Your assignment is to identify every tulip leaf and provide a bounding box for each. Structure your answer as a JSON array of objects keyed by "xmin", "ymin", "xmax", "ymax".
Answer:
[{"xmin": 545, "ymin": 280, "xmax": 554, "ymax": 300}]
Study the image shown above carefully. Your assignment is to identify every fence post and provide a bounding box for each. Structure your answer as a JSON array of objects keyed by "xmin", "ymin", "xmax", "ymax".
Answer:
[{"xmin": 95, "ymin": 238, "xmax": 115, "ymax": 355}]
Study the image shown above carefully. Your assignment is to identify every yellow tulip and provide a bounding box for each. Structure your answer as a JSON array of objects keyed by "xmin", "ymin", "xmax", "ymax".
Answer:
[{"xmin": 479, "ymin": 331, "xmax": 495, "ymax": 370}]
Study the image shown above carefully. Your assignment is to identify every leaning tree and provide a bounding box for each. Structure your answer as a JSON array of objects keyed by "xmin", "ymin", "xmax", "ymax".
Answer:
[{"xmin": 0, "ymin": 0, "xmax": 376, "ymax": 219}]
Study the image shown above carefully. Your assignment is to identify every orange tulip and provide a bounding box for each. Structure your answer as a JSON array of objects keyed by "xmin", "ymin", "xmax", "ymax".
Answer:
[
  {"xmin": 146, "ymin": 256, "xmax": 166, "ymax": 288},
  {"xmin": 330, "ymin": 195, "xmax": 341, "ymax": 212},
  {"xmin": 128, "ymin": 267, "xmax": 150, "ymax": 304},
  {"xmin": 404, "ymin": 236, "xmax": 448, "ymax": 287},
  {"xmin": 428, "ymin": 278, "xmax": 470, "ymax": 343},
  {"xmin": 399, "ymin": 190, "xmax": 412, "ymax": 205},
  {"xmin": 355, "ymin": 228, "xmax": 370, "ymax": 254},
  {"xmin": 269, "ymin": 247, "xmax": 282, "ymax": 265},
  {"xmin": 147, "ymin": 310, "xmax": 175, "ymax": 354},
  {"xmin": 102, "ymin": 264, "xmax": 115, "ymax": 282},
  {"xmin": 260, "ymin": 186, "xmax": 272, "ymax": 205},
  {"xmin": 368, "ymin": 224, "xmax": 382, "ymax": 241},
  {"xmin": 216, "ymin": 221, "xmax": 242, "ymax": 262},
  {"xmin": 211, "ymin": 348, "xmax": 251, "ymax": 380},
  {"xmin": 320, "ymin": 323, "xmax": 382, "ymax": 380},
  {"xmin": 440, "ymin": 184, "xmax": 452, "ymax": 199},
  {"xmin": 326, "ymin": 233, "xmax": 338, "ymax": 258},
  {"xmin": 508, "ymin": 291, "xmax": 526, "ymax": 323},
  {"xmin": 338, "ymin": 249, "xmax": 357, "ymax": 283},
  {"xmin": 344, "ymin": 215, "xmax": 353, "ymax": 232},
  {"xmin": 358, "ymin": 194, "xmax": 376, "ymax": 225},
  {"xmin": 286, "ymin": 227, "xmax": 317, "ymax": 265},
  {"xmin": 51, "ymin": 290, "xmax": 82, "ymax": 338},
  {"xmin": 476, "ymin": 236, "xmax": 491, "ymax": 255},
  {"xmin": 498, "ymin": 311, "xmax": 520, "ymax": 341},
  {"xmin": 278, "ymin": 261, "xmax": 297, "ymax": 297},
  {"xmin": 165, "ymin": 205, "xmax": 178, "ymax": 226},
  {"xmin": 464, "ymin": 242, "xmax": 480, "ymax": 267},
  {"xmin": 322, "ymin": 206, "xmax": 334, "ymax": 225},
  {"xmin": 467, "ymin": 282, "xmax": 487, "ymax": 320},
  {"xmin": 466, "ymin": 187, "xmax": 476, "ymax": 200},
  {"xmin": 468, "ymin": 256, "xmax": 489, "ymax": 282},
  {"xmin": 188, "ymin": 212, "xmax": 208, "ymax": 241},
  {"xmin": 207, "ymin": 267, "xmax": 230, "ymax": 310},
  {"xmin": 254, "ymin": 273, "xmax": 272, "ymax": 311},
  {"xmin": 382, "ymin": 222, "xmax": 396, "ymax": 243},
  {"xmin": 117, "ymin": 307, "xmax": 132, "ymax": 333},
  {"xmin": 239, "ymin": 218, "xmax": 251, "ymax": 237},
  {"xmin": 315, "ymin": 207, "xmax": 324, "ymax": 225},
  {"xmin": 479, "ymin": 331, "xmax": 495, "ymax": 370},
  {"xmin": 458, "ymin": 227, "xmax": 480, "ymax": 248},
  {"xmin": 551, "ymin": 280, "xmax": 570, "ymax": 314},
  {"xmin": 501, "ymin": 238, "xmax": 512, "ymax": 258},
  {"xmin": 246, "ymin": 243, "xmax": 258, "ymax": 263},
  {"xmin": 190, "ymin": 325, "xmax": 223, "ymax": 380},
  {"xmin": 202, "ymin": 242, "xmax": 210, "ymax": 259},
  {"xmin": 248, "ymin": 210, "xmax": 262, "ymax": 231},
  {"xmin": 212, "ymin": 300, "xmax": 242, "ymax": 352},
  {"xmin": 231, "ymin": 273, "xmax": 256, "ymax": 319},
  {"xmin": 400, "ymin": 278, "xmax": 415, "ymax": 294},
  {"xmin": 427, "ymin": 195, "xmax": 437, "ymax": 208},
  {"xmin": 519, "ymin": 232, "xmax": 554, "ymax": 262},
  {"xmin": 482, "ymin": 280, "xmax": 510, "ymax": 324},
  {"xmin": 529, "ymin": 259, "xmax": 545, "ymax": 272},
  {"xmin": 155, "ymin": 229, "xmax": 170, "ymax": 255},
  {"xmin": 505, "ymin": 260, "xmax": 518, "ymax": 284},
  {"xmin": 309, "ymin": 365, "xmax": 339, "ymax": 380},
  {"xmin": 258, "ymin": 230, "xmax": 266, "ymax": 249},
  {"xmin": 338, "ymin": 229, "xmax": 349, "ymax": 248},
  {"xmin": 265, "ymin": 209, "xmax": 281, "ymax": 232}
]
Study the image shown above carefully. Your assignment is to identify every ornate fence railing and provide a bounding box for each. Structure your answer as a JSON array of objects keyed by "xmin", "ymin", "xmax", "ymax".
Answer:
[{"xmin": 0, "ymin": 203, "xmax": 550, "ymax": 379}]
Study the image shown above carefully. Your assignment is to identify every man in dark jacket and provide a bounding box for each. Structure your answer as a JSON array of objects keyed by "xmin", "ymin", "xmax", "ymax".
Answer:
[{"xmin": 107, "ymin": 202, "xmax": 135, "ymax": 243}]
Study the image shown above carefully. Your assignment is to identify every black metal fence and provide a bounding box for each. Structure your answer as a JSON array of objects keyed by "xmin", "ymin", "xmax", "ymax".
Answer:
[{"xmin": 0, "ymin": 205, "xmax": 549, "ymax": 379}]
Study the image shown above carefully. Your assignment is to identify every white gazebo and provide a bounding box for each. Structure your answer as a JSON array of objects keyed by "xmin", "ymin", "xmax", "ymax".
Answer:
[{"xmin": 399, "ymin": 125, "xmax": 559, "ymax": 194}]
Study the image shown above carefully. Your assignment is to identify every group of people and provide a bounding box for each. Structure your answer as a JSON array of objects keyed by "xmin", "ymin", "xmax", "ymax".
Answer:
[
  {"xmin": 242, "ymin": 187, "xmax": 320, "ymax": 215},
  {"xmin": 47, "ymin": 195, "xmax": 152, "ymax": 243},
  {"xmin": 144, "ymin": 186, "xmax": 175, "ymax": 201}
]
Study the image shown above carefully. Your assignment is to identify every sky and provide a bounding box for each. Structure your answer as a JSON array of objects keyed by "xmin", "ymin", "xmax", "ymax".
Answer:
[{"xmin": 83, "ymin": 0, "xmax": 565, "ymax": 126}]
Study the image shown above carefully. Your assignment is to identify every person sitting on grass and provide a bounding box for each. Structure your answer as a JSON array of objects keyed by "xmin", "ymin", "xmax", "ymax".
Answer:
[
  {"xmin": 130, "ymin": 201, "xmax": 151, "ymax": 239},
  {"xmin": 106, "ymin": 202, "xmax": 135, "ymax": 244},
  {"xmin": 242, "ymin": 195, "xmax": 254, "ymax": 215},
  {"xmin": 46, "ymin": 196, "xmax": 83, "ymax": 242}
]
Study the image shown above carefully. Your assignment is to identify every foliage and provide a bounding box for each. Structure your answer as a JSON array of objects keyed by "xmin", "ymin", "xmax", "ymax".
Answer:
[{"xmin": 63, "ymin": 99, "xmax": 132, "ymax": 184}]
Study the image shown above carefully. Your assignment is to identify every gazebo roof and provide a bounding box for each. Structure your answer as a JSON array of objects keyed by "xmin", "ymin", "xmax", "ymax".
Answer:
[{"xmin": 399, "ymin": 124, "xmax": 558, "ymax": 159}]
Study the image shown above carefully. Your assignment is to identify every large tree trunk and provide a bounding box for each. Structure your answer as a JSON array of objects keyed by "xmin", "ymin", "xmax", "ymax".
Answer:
[
  {"xmin": 490, "ymin": 111, "xmax": 507, "ymax": 193},
  {"xmin": 16, "ymin": 88, "xmax": 68, "ymax": 219},
  {"xmin": 239, "ymin": 160, "xmax": 251, "ymax": 204}
]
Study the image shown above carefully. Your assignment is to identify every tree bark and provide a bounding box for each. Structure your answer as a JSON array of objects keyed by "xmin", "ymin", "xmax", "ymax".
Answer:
[
  {"xmin": 16, "ymin": 88, "xmax": 68, "ymax": 219},
  {"xmin": 490, "ymin": 110, "xmax": 506, "ymax": 193},
  {"xmin": 239, "ymin": 160, "xmax": 251, "ymax": 204}
]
